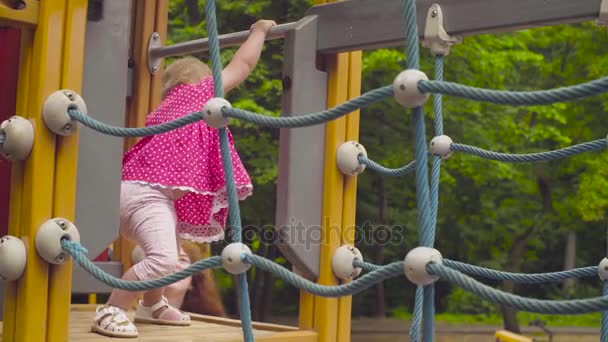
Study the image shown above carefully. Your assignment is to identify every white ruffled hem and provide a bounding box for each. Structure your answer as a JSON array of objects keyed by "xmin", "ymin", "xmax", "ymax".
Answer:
[{"xmin": 122, "ymin": 180, "xmax": 253, "ymax": 243}]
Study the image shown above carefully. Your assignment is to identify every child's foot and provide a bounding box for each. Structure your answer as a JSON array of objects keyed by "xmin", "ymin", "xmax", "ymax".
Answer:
[
  {"xmin": 134, "ymin": 296, "xmax": 191, "ymax": 326},
  {"xmin": 91, "ymin": 305, "xmax": 138, "ymax": 338}
]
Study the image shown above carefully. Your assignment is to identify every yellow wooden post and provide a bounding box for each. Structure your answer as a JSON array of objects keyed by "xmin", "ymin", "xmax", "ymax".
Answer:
[
  {"xmin": 10, "ymin": 1, "xmax": 69, "ymax": 341},
  {"xmin": 301, "ymin": 2, "xmax": 362, "ymax": 341},
  {"xmin": 336, "ymin": 50, "xmax": 362, "ymax": 342},
  {"xmin": 46, "ymin": 1, "xmax": 89, "ymax": 341},
  {"xmin": 1, "ymin": 28, "xmax": 32, "ymax": 342},
  {"xmin": 313, "ymin": 52, "xmax": 350, "ymax": 342}
]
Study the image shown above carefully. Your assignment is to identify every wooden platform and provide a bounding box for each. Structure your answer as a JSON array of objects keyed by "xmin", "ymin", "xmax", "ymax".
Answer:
[{"xmin": 0, "ymin": 305, "xmax": 318, "ymax": 341}]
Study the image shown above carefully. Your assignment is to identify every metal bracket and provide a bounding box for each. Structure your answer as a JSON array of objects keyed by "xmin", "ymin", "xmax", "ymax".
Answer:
[
  {"xmin": 147, "ymin": 32, "xmax": 162, "ymax": 75},
  {"xmin": 597, "ymin": 0, "xmax": 608, "ymax": 26},
  {"xmin": 421, "ymin": 3, "xmax": 462, "ymax": 56}
]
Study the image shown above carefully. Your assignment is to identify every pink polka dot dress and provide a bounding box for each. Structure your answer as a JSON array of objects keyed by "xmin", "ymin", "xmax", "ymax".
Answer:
[{"xmin": 121, "ymin": 76, "xmax": 253, "ymax": 243}]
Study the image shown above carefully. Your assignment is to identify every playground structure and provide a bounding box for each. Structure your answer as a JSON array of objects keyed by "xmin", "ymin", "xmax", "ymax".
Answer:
[{"xmin": 3, "ymin": 0, "xmax": 608, "ymax": 341}]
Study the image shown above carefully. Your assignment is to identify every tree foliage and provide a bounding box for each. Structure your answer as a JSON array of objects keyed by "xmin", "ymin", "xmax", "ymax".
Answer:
[{"xmin": 167, "ymin": 0, "xmax": 608, "ymax": 327}]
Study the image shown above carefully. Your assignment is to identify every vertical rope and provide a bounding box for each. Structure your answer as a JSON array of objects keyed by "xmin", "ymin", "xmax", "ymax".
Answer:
[
  {"xmin": 602, "ymin": 281, "xmax": 608, "ymax": 342},
  {"xmin": 411, "ymin": 286, "xmax": 424, "ymax": 341},
  {"xmin": 602, "ymin": 226, "xmax": 608, "ymax": 342},
  {"xmin": 204, "ymin": 1, "xmax": 253, "ymax": 340},
  {"xmin": 422, "ymin": 55, "xmax": 445, "ymax": 342},
  {"xmin": 402, "ymin": 0, "xmax": 433, "ymax": 340}
]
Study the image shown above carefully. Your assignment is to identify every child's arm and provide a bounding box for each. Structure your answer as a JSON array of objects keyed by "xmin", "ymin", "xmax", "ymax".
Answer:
[{"xmin": 221, "ymin": 19, "xmax": 276, "ymax": 94}]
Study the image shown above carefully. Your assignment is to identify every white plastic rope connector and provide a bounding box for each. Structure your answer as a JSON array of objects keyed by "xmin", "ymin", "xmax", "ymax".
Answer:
[
  {"xmin": 332, "ymin": 245, "xmax": 363, "ymax": 281},
  {"xmin": 421, "ymin": 3, "xmax": 462, "ymax": 56},
  {"xmin": 0, "ymin": 116, "xmax": 34, "ymax": 161},
  {"xmin": 403, "ymin": 246, "xmax": 443, "ymax": 285},
  {"xmin": 42, "ymin": 90, "xmax": 87, "ymax": 136},
  {"xmin": 598, "ymin": 258, "xmax": 608, "ymax": 281},
  {"xmin": 35, "ymin": 218, "xmax": 80, "ymax": 264},
  {"xmin": 336, "ymin": 141, "xmax": 367, "ymax": 176},
  {"xmin": 0, "ymin": 235, "xmax": 27, "ymax": 281},
  {"xmin": 221, "ymin": 242, "xmax": 252, "ymax": 274}
]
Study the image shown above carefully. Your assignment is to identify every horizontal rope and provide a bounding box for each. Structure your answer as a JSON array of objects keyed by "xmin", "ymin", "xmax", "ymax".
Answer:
[
  {"xmin": 419, "ymin": 75, "xmax": 608, "ymax": 106},
  {"xmin": 68, "ymin": 109, "xmax": 203, "ymax": 137},
  {"xmin": 222, "ymin": 86, "xmax": 393, "ymax": 128},
  {"xmin": 429, "ymin": 262, "xmax": 608, "ymax": 314},
  {"xmin": 354, "ymin": 260, "xmax": 383, "ymax": 272},
  {"xmin": 451, "ymin": 139, "xmax": 607, "ymax": 163},
  {"xmin": 62, "ymin": 240, "xmax": 221, "ymax": 290},
  {"xmin": 245, "ymin": 254, "xmax": 403, "ymax": 297},
  {"xmin": 443, "ymin": 260, "xmax": 598, "ymax": 283},
  {"xmin": 359, "ymin": 155, "xmax": 416, "ymax": 177}
]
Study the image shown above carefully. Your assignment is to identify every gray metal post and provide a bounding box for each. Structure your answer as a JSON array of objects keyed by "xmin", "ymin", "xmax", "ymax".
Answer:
[
  {"xmin": 74, "ymin": 0, "xmax": 131, "ymax": 262},
  {"xmin": 274, "ymin": 15, "xmax": 327, "ymax": 281}
]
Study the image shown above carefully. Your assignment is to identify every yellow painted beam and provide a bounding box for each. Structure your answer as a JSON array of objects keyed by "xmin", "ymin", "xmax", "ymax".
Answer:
[
  {"xmin": 46, "ymin": 1, "xmax": 88, "ymax": 341},
  {"xmin": 12, "ymin": 0, "xmax": 68, "ymax": 340},
  {"xmin": 336, "ymin": 50, "xmax": 362, "ymax": 342},
  {"xmin": 0, "ymin": 0, "xmax": 39, "ymax": 28},
  {"xmin": 495, "ymin": 330, "xmax": 534, "ymax": 342},
  {"xmin": 298, "ymin": 289, "xmax": 315, "ymax": 330},
  {"xmin": 313, "ymin": 52, "xmax": 349, "ymax": 342},
  {"xmin": 1, "ymin": 28, "xmax": 33, "ymax": 342},
  {"xmin": 256, "ymin": 330, "xmax": 319, "ymax": 342}
]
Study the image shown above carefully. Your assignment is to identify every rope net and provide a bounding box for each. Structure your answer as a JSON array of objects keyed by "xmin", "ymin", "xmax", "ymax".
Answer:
[{"xmin": 55, "ymin": 0, "xmax": 608, "ymax": 341}]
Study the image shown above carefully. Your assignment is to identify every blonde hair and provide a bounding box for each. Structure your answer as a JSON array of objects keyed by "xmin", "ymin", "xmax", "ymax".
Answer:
[{"xmin": 161, "ymin": 56, "xmax": 211, "ymax": 99}]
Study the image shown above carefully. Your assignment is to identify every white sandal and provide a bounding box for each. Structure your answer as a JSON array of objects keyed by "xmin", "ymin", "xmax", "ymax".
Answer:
[
  {"xmin": 134, "ymin": 296, "xmax": 191, "ymax": 326},
  {"xmin": 91, "ymin": 305, "xmax": 138, "ymax": 338}
]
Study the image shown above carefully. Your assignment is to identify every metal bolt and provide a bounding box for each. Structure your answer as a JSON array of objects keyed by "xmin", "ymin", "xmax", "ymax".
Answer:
[
  {"xmin": 63, "ymin": 124, "xmax": 72, "ymax": 134},
  {"xmin": 58, "ymin": 220, "xmax": 67, "ymax": 229},
  {"xmin": 153, "ymin": 33, "xmax": 159, "ymax": 40},
  {"xmin": 153, "ymin": 66, "xmax": 159, "ymax": 72},
  {"xmin": 431, "ymin": 10, "xmax": 438, "ymax": 18}
]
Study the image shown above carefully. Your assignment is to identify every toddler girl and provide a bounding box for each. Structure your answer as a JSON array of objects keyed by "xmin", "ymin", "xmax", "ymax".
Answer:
[{"xmin": 91, "ymin": 19, "xmax": 276, "ymax": 338}]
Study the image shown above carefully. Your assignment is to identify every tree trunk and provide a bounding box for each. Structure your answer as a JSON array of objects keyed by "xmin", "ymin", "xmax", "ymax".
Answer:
[
  {"xmin": 500, "ymin": 225, "xmax": 534, "ymax": 333},
  {"xmin": 500, "ymin": 175, "xmax": 553, "ymax": 332},
  {"xmin": 260, "ymin": 244, "xmax": 276, "ymax": 321},
  {"xmin": 185, "ymin": 0, "xmax": 202, "ymax": 25},
  {"xmin": 373, "ymin": 176, "xmax": 386, "ymax": 317},
  {"xmin": 562, "ymin": 231, "xmax": 577, "ymax": 294},
  {"xmin": 250, "ymin": 239, "xmax": 268, "ymax": 321}
]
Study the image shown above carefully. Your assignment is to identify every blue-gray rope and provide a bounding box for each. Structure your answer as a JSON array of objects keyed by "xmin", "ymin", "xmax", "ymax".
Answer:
[
  {"xmin": 222, "ymin": 86, "xmax": 393, "ymax": 128},
  {"xmin": 401, "ymin": 0, "xmax": 431, "ymax": 340},
  {"xmin": 62, "ymin": 239, "xmax": 221, "ymax": 290},
  {"xmin": 0, "ymin": 132, "xmax": 5, "ymax": 145},
  {"xmin": 602, "ymin": 281, "xmax": 608, "ymax": 342},
  {"xmin": 354, "ymin": 260, "xmax": 382, "ymax": 272},
  {"xmin": 245, "ymin": 254, "xmax": 403, "ymax": 296},
  {"xmin": 204, "ymin": 0, "xmax": 253, "ymax": 340},
  {"xmin": 423, "ymin": 54, "xmax": 445, "ymax": 342},
  {"xmin": 428, "ymin": 262, "xmax": 608, "ymax": 314},
  {"xmin": 68, "ymin": 109, "xmax": 202, "ymax": 137},
  {"xmin": 443, "ymin": 260, "xmax": 597, "ymax": 283},
  {"xmin": 359, "ymin": 155, "xmax": 416, "ymax": 177},
  {"xmin": 451, "ymin": 139, "xmax": 607, "ymax": 163},
  {"xmin": 418, "ymin": 75, "xmax": 608, "ymax": 106}
]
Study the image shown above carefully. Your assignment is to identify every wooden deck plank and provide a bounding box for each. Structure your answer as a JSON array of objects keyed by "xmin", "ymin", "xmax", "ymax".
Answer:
[{"xmin": 1, "ymin": 306, "xmax": 314, "ymax": 342}]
